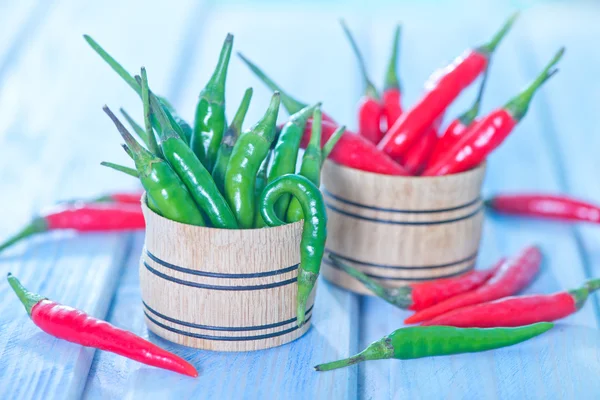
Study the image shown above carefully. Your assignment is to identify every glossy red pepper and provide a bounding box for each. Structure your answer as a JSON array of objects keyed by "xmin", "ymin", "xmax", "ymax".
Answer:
[
  {"xmin": 428, "ymin": 65, "xmax": 489, "ymax": 165},
  {"xmin": 422, "ymin": 48, "xmax": 563, "ymax": 177},
  {"xmin": 7, "ymin": 274, "xmax": 198, "ymax": 377},
  {"xmin": 301, "ymin": 120, "xmax": 408, "ymax": 175},
  {"xmin": 401, "ymin": 118, "xmax": 442, "ymax": 175},
  {"xmin": 378, "ymin": 14, "xmax": 517, "ymax": 159},
  {"xmin": 340, "ymin": 20, "xmax": 383, "ymax": 144},
  {"xmin": 486, "ymin": 194, "xmax": 600, "ymax": 223},
  {"xmin": 382, "ymin": 25, "xmax": 403, "ymax": 130},
  {"xmin": 0, "ymin": 203, "xmax": 145, "ymax": 253},
  {"xmin": 422, "ymin": 278, "xmax": 600, "ymax": 327},
  {"xmin": 405, "ymin": 245, "xmax": 542, "ymax": 324}
]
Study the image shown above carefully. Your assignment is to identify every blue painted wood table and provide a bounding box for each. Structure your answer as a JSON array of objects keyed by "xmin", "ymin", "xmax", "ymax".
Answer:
[{"xmin": 1, "ymin": 1, "xmax": 599, "ymax": 398}]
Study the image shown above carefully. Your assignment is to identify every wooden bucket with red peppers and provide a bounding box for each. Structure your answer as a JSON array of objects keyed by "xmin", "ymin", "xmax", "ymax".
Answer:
[
  {"xmin": 138, "ymin": 195, "xmax": 312, "ymax": 352},
  {"xmin": 321, "ymin": 160, "xmax": 486, "ymax": 294}
]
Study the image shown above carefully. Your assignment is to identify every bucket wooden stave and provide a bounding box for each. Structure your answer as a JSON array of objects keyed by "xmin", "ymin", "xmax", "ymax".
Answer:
[
  {"xmin": 321, "ymin": 161, "xmax": 486, "ymax": 294},
  {"xmin": 139, "ymin": 196, "xmax": 313, "ymax": 352}
]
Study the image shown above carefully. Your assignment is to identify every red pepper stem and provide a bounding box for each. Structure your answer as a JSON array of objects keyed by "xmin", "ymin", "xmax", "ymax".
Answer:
[
  {"xmin": 340, "ymin": 19, "xmax": 379, "ymax": 100},
  {"xmin": 237, "ymin": 52, "xmax": 308, "ymax": 115},
  {"xmin": 100, "ymin": 161, "xmax": 139, "ymax": 178},
  {"xmin": 7, "ymin": 273, "xmax": 45, "ymax": 315},
  {"xmin": 586, "ymin": 278, "xmax": 600, "ymax": 293},
  {"xmin": 384, "ymin": 24, "xmax": 402, "ymax": 91},
  {"xmin": 0, "ymin": 218, "xmax": 48, "ymax": 253},
  {"xmin": 505, "ymin": 47, "xmax": 564, "ymax": 121},
  {"xmin": 458, "ymin": 64, "xmax": 490, "ymax": 125},
  {"xmin": 329, "ymin": 255, "xmax": 412, "ymax": 308},
  {"xmin": 569, "ymin": 286, "xmax": 589, "ymax": 310},
  {"xmin": 322, "ymin": 125, "xmax": 346, "ymax": 163},
  {"xmin": 477, "ymin": 12, "xmax": 519, "ymax": 55}
]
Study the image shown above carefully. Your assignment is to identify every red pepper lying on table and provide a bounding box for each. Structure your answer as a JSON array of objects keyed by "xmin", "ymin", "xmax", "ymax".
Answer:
[
  {"xmin": 485, "ymin": 194, "xmax": 600, "ymax": 224},
  {"xmin": 7, "ymin": 274, "xmax": 197, "ymax": 377},
  {"xmin": 378, "ymin": 13, "xmax": 518, "ymax": 160},
  {"xmin": 421, "ymin": 278, "xmax": 600, "ymax": 327},
  {"xmin": 0, "ymin": 203, "xmax": 145, "ymax": 253},
  {"xmin": 405, "ymin": 245, "xmax": 542, "ymax": 324}
]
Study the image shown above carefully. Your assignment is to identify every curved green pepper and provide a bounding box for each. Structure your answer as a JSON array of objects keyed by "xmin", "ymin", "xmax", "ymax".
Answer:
[
  {"xmin": 225, "ymin": 92, "xmax": 281, "ymax": 228},
  {"xmin": 260, "ymin": 174, "xmax": 327, "ymax": 326}
]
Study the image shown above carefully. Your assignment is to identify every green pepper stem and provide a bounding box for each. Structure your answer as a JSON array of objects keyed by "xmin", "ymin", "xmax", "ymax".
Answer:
[
  {"xmin": 103, "ymin": 106, "xmax": 155, "ymax": 169},
  {"xmin": 100, "ymin": 161, "xmax": 139, "ymax": 178},
  {"xmin": 289, "ymin": 103, "xmax": 320, "ymax": 127},
  {"xmin": 477, "ymin": 12, "xmax": 519, "ymax": 55},
  {"xmin": 329, "ymin": 255, "xmax": 412, "ymax": 309},
  {"xmin": 139, "ymin": 68, "xmax": 162, "ymax": 155},
  {"xmin": 314, "ymin": 337, "xmax": 393, "ymax": 371},
  {"xmin": 120, "ymin": 108, "xmax": 148, "ymax": 146},
  {"xmin": 307, "ymin": 107, "xmax": 322, "ymax": 152},
  {"xmin": 458, "ymin": 64, "xmax": 490, "ymax": 125},
  {"xmin": 83, "ymin": 35, "xmax": 140, "ymax": 94},
  {"xmin": 229, "ymin": 87, "xmax": 253, "ymax": 138},
  {"xmin": 504, "ymin": 47, "xmax": 564, "ymax": 121},
  {"xmin": 0, "ymin": 219, "xmax": 48, "ymax": 254},
  {"xmin": 384, "ymin": 24, "xmax": 402, "ymax": 91},
  {"xmin": 322, "ymin": 126, "xmax": 346, "ymax": 163},
  {"xmin": 586, "ymin": 278, "xmax": 600, "ymax": 293},
  {"xmin": 251, "ymin": 92, "xmax": 281, "ymax": 142},
  {"xmin": 237, "ymin": 52, "xmax": 307, "ymax": 115},
  {"xmin": 340, "ymin": 19, "xmax": 379, "ymax": 99},
  {"xmin": 203, "ymin": 34, "xmax": 233, "ymax": 98},
  {"xmin": 7, "ymin": 273, "xmax": 45, "ymax": 316}
]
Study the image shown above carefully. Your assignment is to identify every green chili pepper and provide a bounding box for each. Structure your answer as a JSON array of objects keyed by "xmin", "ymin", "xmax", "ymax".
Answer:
[
  {"xmin": 191, "ymin": 34, "xmax": 233, "ymax": 170},
  {"xmin": 212, "ymin": 87, "xmax": 253, "ymax": 194},
  {"xmin": 100, "ymin": 161, "xmax": 139, "ymax": 178},
  {"xmin": 260, "ymin": 174, "xmax": 327, "ymax": 326},
  {"xmin": 103, "ymin": 106, "xmax": 205, "ymax": 226},
  {"xmin": 267, "ymin": 103, "xmax": 319, "ymax": 218},
  {"xmin": 253, "ymin": 150, "xmax": 273, "ymax": 229},
  {"xmin": 119, "ymin": 108, "xmax": 148, "ymax": 147},
  {"xmin": 225, "ymin": 92, "xmax": 281, "ymax": 228},
  {"xmin": 321, "ymin": 125, "xmax": 345, "ymax": 164},
  {"xmin": 315, "ymin": 323, "xmax": 553, "ymax": 371},
  {"xmin": 84, "ymin": 35, "xmax": 189, "ymax": 144},
  {"xmin": 143, "ymin": 69, "xmax": 238, "ymax": 229}
]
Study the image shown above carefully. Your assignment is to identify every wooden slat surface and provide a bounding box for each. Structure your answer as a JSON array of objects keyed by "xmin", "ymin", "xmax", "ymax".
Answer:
[{"xmin": 0, "ymin": 1, "xmax": 599, "ymax": 399}]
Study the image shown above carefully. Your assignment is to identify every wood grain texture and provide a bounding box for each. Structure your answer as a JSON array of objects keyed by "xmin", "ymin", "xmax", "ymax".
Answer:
[
  {"xmin": 140, "ymin": 198, "xmax": 312, "ymax": 351},
  {"xmin": 321, "ymin": 160, "xmax": 485, "ymax": 293}
]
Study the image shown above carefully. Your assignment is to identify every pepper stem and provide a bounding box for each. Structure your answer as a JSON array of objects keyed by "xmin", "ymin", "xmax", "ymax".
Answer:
[
  {"xmin": 237, "ymin": 52, "xmax": 308, "ymax": 115},
  {"xmin": 307, "ymin": 107, "xmax": 322, "ymax": 152},
  {"xmin": 229, "ymin": 87, "xmax": 253, "ymax": 138},
  {"xmin": 202, "ymin": 33, "xmax": 233, "ymax": 100},
  {"xmin": 297, "ymin": 269, "xmax": 317, "ymax": 327},
  {"xmin": 251, "ymin": 92, "xmax": 281, "ymax": 143},
  {"xmin": 120, "ymin": 108, "xmax": 149, "ymax": 146},
  {"xmin": 329, "ymin": 255, "xmax": 412, "ymax": 309},
  {"xmin": 384, "ymin": 24, "xmax": 402, "ymax": 91},
  {"xmin": 7, "ymin": 273, "xmax": 46, "ymax": 315},
  {"xmin": 139, "ymin": 69, "xmax": 162, "ymax": 155},
  {"xmin": 569, "ymin": 286, "xmax": 589, "ymax": 310},
  {"xmin": 458, "ymin": 64, "xmax": 490, "ymax": 125},
  {"xmin": 322, "ymin": 126, "xmax": 346, "ymax": 163},
  {"xmin": 100, "ymin": 161, "xmax": 140, "ymax": 178},
  {"xmin": 314, "ymin": 337, "xmax": 394, "ymax": 371},
  {"xmin": 340, "ymin": 20, "xmax": 379, "ymax": 99},
  {"xmin": 586, "ymin": 278, "xmax": 600, "ymax": 293},
  {"xmin": 504, "ymin": 47, "xmax": 564, "ymax": 121},
  {"xmin": 0, "ymin": 218, "xmax": 48, "ymax": 253},
  {"xmin": 477, "ymin": 12, "xmax": 519, "ymax": 55}
]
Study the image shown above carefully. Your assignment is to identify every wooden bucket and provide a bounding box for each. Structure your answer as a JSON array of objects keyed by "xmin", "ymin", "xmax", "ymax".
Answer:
[
  {"xmin": 139, "ymin": 196, "xmax": 313, "ymax": 352},
  {"xmin": 321, "ymin": 161, "xmax": 486, "ymax": 294}
]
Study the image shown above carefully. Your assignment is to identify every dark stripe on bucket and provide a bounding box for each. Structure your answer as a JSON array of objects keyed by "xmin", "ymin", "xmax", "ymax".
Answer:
[{"xmin": 325, "ymin": 249, "xmax": 478, "ymax": 270}]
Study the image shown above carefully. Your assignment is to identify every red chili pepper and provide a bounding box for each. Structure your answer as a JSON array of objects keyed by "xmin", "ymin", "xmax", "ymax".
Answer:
[
  {"xmin": 94, "ymin": 191, "xmax": 144, "ymax": 204},
  {"xmin": 405, "ymin": 245, "xmax": 542, "ymax": 324},
  {"xmin": 422, "ymin": 48, "xmax": 564, "ymax": 176},
  {"xmin": 485, "ymin": 194, "xmax": 600, "ymax": 224},
  {"xmin": 382, "ymin": 25, "xmax": 403, "ymax": 130},
  {"xmin": 7, "ymin": 273, "xmax": 197, "ymax": 377},
  {"xmin": 301, "ymin": 119, "xmax": 408, "ymax": 175},
  {"xmin": 422, "ymin": 278, "xmax": 600, "ymax": 327},
  {"xmin": 401, "ymin": 118, "xmax": 442, "ymax": 175},
  {"xmin": 428, "ymin": 65, "xmax": 489, "ymax": 165},
  {"xmin": 330, "ymin": 255, "xmax": 503, "ymax": 311},
  {"xmin": 378, "ymin": 13, "xmax": 517, "ymax": 159},
  {"xmin": 0, "ymin": 203, "xmax": 145, "ymax": 253},
  {"xmin": 340, "ymin": 20, "xmax": 383, "ymax": 144}
]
